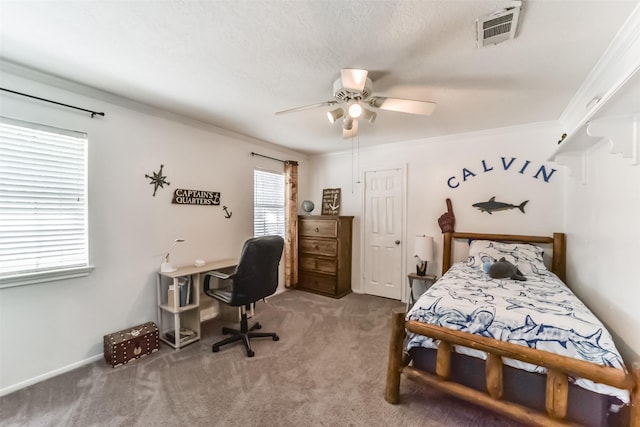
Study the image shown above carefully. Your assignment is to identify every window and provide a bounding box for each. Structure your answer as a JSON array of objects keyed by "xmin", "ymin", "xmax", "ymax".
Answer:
[
  {"xmin": 0, "ymin": 116, "xmax": 91, "ymax": 287},
  {"xmin": 253, "ymin": 169, "xmax": 284, "ymax": 237}
]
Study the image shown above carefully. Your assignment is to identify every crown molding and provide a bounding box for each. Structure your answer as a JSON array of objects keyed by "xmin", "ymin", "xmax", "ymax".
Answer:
[{"xmin": 0, "ymin": 59, "xmax": 309, "ymax": 161}]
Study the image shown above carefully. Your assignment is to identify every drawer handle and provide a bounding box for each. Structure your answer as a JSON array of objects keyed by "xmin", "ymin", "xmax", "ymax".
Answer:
[{"xmin": 315, "ymin": 227, "xmax": 319, "ymax": 232}]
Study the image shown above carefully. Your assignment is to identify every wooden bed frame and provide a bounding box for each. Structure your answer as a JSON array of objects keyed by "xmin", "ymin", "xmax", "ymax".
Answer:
[{"xmin": 385, "ymin": 231, "xmax": 639, "ymax": 426}]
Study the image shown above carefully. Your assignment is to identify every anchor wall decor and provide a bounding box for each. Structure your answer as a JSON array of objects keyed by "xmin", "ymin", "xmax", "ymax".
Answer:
[{"xmin": 321, "ymin": 188, "xmax": 341, "ymax": 215}]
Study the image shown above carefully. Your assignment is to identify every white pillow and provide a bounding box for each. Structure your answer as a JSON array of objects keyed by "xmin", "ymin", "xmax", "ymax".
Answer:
[{"xmin": 466, "ymin": 240, "xmax": 547, "ymax": 275}]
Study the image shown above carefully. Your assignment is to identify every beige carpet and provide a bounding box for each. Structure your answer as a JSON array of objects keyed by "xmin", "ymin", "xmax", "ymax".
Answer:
[{"xmin": 0, "ymin": 290, "xmax": 522, "ymax": 426}]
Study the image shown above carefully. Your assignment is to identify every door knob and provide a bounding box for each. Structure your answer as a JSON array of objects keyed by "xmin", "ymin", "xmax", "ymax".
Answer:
[{"xmin": 395, "ymin": 240, "xmax": 401, "ymax": 245}]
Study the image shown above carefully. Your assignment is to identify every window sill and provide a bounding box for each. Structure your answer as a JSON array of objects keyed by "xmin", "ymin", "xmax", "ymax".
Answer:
[{"xmin": 0, "ymin": 265, "xmax": 95, "ymax": 289}]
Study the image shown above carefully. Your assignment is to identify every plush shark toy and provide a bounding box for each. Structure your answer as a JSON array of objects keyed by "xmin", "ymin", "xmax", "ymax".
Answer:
[{"xmin": 488, "ymin": 257, "xmax": 526, "ymax": 281}]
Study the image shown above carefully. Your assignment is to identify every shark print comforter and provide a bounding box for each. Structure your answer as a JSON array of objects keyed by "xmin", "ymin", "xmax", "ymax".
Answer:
[{"xmin": 406, "ymin": 262, "xmax": 630, "ymax": 404}]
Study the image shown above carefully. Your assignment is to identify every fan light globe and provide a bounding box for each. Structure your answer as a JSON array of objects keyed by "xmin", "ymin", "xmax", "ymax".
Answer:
[
  {"xmin": 343, "ymin": 115, "xmax": 354, "ymax": 130},
  {"xmin": 327, "ymin": 108, "xmax": 344, "ymax": 124},
  {"xmin": 362, "ymin": 109, "xmax": 377, "ymax": 123},
  {"xmin": 348, "ymin": 103, "xmax": 362, "ymax": 118}
]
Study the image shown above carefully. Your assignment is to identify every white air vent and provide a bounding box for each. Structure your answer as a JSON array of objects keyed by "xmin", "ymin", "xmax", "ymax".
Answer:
[{"xmin": 476, "ymin": 6, "xmax": 520, "ymax": 47}]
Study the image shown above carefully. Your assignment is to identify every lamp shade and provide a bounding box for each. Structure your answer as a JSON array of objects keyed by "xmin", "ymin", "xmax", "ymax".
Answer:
[{"xmin": 414, "ymin": 235, "xmax": 433, "ymax": 261}]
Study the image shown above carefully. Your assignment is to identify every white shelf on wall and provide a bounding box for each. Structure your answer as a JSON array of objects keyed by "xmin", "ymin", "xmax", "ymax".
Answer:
[
  {"xmin": 552, "ymin": 113, "xmax": 640, "ymax": 183},
  {"xmin": 549, "ymin": 5, "xmax": 640, "ymax": 182},
  {"xmin": 587, "ymin": 115, "xmax": 639, "ymax": 163}
]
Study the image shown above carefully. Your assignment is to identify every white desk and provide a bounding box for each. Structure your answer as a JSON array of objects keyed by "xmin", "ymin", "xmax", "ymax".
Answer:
[{"xmin": 156, "ymin": 258, "xmax": 238, "ymax": 349}]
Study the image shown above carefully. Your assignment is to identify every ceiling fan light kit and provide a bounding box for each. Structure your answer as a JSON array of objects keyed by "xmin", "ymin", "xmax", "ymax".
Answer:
[
  {"xmin": 343, "ymin": 115, "xmax": 354, "ymax": 131},
  {"xmin": 362, "ymin": 109, "xmax": 377, "ymax": 124},
  {"xmin": 347, "ymin": 102, "xmax": 363, "ymax": 118},
  {"xmin": 327, "ymin": 108, "xmax": 344, "ymax": 123},
  {"xmin": 276, "ymin": 68, "xmax": 436, "ymax": 139},
  {"xmin": 343, "ymin": 119, "xmax": 358, "ymax": 139}
]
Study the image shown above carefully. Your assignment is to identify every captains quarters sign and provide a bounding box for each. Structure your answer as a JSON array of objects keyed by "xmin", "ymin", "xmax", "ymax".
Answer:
[
  {"xmin": 172, "ymin": 189, "xmax": 220, "ymax": 205},
  {"xmin": 447, "ymin": 157, "xmax": 557, "ymax": 189}
]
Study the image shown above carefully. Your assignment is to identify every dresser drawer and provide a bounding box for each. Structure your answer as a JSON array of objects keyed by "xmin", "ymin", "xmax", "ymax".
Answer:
[
  {"xmin": 299, "ymin": 255, "xmax": 337, "ymax": 274},
  {"xmin": 299, "ymin": 238, "xmax": 337, "ymax": 257},
  {"xmin": 297, "ymin": 216, "xmax": 353, "ymax": 299},
  {"xmin": 299, "ymin": 272, "xmax": 336, "ymax": 295},
  {"xmin": 300, "ymin": 220, "xmax": 337, "ymax": 238}
]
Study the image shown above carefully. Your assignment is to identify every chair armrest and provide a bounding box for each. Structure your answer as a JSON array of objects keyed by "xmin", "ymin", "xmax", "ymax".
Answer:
[
  {"xmin": 207, "ymin": 271, "xmax": 232, "ymax": 280},
  {"xmin": 206, "ymin": 265, "xmax": 237, "ymax": 280},
  {"xmin": 202, "ymin": 266, "xmax": 237, "ymax": 294}
]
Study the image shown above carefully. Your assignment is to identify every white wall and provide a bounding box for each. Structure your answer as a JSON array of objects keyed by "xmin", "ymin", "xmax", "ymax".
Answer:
[
  {"xmin": 0, "ymin": 70, "xmax": 309, "ymax": 394},
  {"xmin": 304, "ymin": 123, "xmax": 566, "ymax": 295},
  {"xmin": 4, "ymin": 65, "xmax": 636, "ymax": 396},
  {"xmin": 564, "ymin": 142, "xmax": 640, "ymax": 361}
]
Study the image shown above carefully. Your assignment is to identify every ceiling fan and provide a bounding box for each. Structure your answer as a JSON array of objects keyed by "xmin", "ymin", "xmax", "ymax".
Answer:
[{"xmin": 275, "ymin": 68, "xmax": 436, "ymax": 139}]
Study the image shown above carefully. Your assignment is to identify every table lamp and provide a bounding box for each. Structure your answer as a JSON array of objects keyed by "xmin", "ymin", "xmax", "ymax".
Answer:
[
  {"xmin": 414, "ymin": 235, "xmax": 433, "ymax": 276},
  {"xmin": 160, "ymin": 239, "xmax": 185, "ymax": 273}
]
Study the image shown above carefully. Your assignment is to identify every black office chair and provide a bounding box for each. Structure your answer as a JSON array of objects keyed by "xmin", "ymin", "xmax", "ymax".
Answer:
[{"xmin": 203, "ymin": 235, "xmax": 284, "ymax": 357}]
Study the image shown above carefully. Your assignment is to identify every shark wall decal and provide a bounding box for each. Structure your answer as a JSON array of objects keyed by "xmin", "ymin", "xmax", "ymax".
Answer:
[{"xmin": 473, "ymin": 196, "xmax": 528, "ymax": 214}]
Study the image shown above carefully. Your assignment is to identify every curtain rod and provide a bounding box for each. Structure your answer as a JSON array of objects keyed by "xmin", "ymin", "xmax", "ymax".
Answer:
[
  {"xmin": 251, "ymin": 152, "xmax": 297, "ymax": 165},
  {"xmin": 1, "ymin": 87, "xmax": 105, "ymax": 118}
]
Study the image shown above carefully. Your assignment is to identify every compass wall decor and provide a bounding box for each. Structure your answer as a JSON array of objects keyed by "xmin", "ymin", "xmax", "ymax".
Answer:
[{"xmin": 145, "ymin": 164, "xmax": 170, "ymax": 196}]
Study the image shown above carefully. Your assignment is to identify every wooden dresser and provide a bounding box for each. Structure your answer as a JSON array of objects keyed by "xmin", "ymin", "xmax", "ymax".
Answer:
[{"xmin": 298, "ymin": 215, "xmax": 353, "ymax": 298}]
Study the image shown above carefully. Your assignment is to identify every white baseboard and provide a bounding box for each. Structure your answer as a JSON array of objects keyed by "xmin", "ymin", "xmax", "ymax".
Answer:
[
  {"xmin": 1, "ymin": 289, "xmax": 293, "ymax": 397},
  {"xmin": 0, "ymin": 353, "xmax": 103, "ymax": 397},
  {"xmin": 272, "ymin": 287, "xmax": 288, "ymax": 297}
]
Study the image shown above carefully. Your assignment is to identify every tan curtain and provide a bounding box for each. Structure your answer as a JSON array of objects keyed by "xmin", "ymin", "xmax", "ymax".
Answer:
[{"xmin": 284, "ymin": 161, "xmax": 298, "ymax": 288}]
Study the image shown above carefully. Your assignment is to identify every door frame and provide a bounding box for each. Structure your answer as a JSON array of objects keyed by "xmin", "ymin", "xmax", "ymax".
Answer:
[{"xmin": 358, "ymin": 164, "xmax": 408, "ymax": 302}]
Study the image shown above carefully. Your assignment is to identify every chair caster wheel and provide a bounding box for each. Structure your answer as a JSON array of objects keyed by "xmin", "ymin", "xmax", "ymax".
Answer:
[
  {"xmin": 273, "ymin": 335, "xmax": 280, "ymax": 341},
  {"xmin": 247, "ymin": 350, "xmax": 255, "ymax": 357},
  {"xmin": 255, "ymin": 323, "xmax": 262, "ymax": 330},
  {"xmin": 212, "ymin": 346, "xmax": 220, "ymax": 353}
]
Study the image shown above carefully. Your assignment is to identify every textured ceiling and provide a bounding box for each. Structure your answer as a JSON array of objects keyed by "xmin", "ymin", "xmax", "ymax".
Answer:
[{"xmin": 0, "ymin": 1, "xmax": 637, "ymax": 155}]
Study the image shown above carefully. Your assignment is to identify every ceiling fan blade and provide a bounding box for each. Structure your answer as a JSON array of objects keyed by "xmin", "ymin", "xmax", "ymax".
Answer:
[
  {"xmin": 342, "ymin": 119, "xmax": 359, "ymax": 139},
  {"xmin": 341, "ymin": 69, "xmax": 369, "ymax": 92},
  {"xmin": 275, "ymin": 100, "xmax": 338, "ymax": 115},
  {"xmin": 368, "ymin": 96, "xmax": 436, "ymax": 116}
]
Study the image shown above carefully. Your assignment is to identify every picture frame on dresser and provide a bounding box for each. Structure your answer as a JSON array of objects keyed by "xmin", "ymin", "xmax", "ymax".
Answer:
[{"xmin": 321, "ymin": 188, "xmax": 341, "ymax": 215}]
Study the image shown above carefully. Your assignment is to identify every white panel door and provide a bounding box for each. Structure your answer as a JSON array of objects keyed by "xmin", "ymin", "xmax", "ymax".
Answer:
[{"xmin": 363, "ymin": 168, "xmax": 404, "ymax": 299}]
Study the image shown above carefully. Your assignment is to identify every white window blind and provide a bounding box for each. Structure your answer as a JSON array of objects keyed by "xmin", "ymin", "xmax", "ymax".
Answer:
[
  {"xmin": 0, "ymin": 116, "xmax": 90, "ymax": 286},
  {"xmin": 254, "ymin": 169, "xmax": 285, "ymax": 237}
]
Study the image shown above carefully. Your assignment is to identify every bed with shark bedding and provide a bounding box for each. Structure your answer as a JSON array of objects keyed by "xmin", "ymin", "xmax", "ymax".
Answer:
[{"xmin": 385, "ymin": 231, "xmax": 639, "ymax": 427}]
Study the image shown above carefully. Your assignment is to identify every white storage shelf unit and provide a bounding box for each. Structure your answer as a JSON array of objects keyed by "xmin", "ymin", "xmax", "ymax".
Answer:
[
  {"xmin": 156, "ymin": 273, "xmax": 201, "ymax": 349},
  {"xmin": 156, "ymin": 258, "xmax": 238, "ymax": 350}
]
